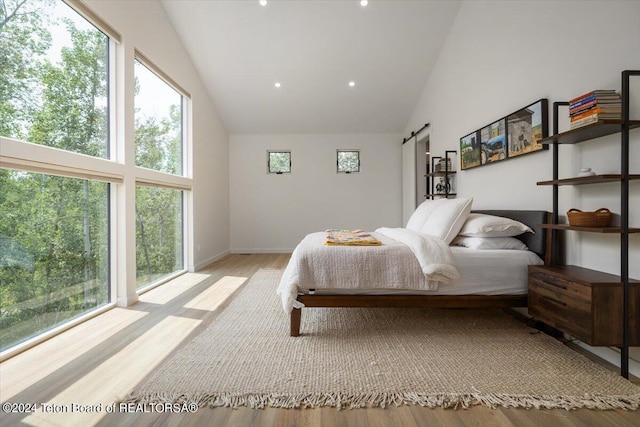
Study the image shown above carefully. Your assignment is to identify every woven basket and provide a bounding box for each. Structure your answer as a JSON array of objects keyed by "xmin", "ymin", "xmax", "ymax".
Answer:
[{"xmin": 567, "ymin": 208, "xmax": 611, "ymax": 227}]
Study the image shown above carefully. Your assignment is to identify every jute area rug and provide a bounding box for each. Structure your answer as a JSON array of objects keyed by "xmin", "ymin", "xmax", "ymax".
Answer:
[{"xmin": 122, "ymin": 269, "xmax": 640, "ymax": 411}]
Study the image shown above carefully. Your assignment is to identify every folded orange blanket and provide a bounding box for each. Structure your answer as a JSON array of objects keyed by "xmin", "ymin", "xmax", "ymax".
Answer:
[{"xmin": 325, "ymin": 229, "xmax": 382, "ymax": 246}]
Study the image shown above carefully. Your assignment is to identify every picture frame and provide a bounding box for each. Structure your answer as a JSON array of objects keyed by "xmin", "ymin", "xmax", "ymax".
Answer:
[
  {"xmin": 506, "ymin": 99, "xmax": 548, "ymax": 158},
  {"xmin": 479, "ymin": 119, "xmax": 506, "ymax": 165},
  {"xmin": 459, "ymin": 98, "xmax": 548, "ymax": 170},
  {"xmin": 460, "ymin": 131, "xmax": 480, "ymax": 170}
]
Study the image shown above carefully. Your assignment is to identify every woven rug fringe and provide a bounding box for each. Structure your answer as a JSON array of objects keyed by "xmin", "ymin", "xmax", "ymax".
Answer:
[
  {"xmin": 118, "ymin": 271, "xmax": 640, "ymax": 413},
  {"xmin": 119, "ymin": 391, "xmax": 640, "ymax": 411}
]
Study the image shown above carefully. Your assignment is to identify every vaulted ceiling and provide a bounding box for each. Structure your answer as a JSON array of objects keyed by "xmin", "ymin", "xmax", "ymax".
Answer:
[{"xmin": 161, "ymin": 0, "xmax": 461, "ymax": 134}]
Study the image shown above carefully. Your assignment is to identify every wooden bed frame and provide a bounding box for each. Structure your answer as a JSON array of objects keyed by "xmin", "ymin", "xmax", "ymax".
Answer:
[{"xmin": 290, "ymin": 210, "xmax": 552, "ymax": 336}]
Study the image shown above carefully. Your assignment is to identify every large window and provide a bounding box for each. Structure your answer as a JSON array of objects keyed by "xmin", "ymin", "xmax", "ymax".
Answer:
[
  {"xmin": 135, "ymin": 186, "xmax": 183, "ymax": 289},
  {"xmin": 0, "ymin": 171, "xmax": 109, "ymax": 351},
  {"xmin": 0, "ymin": 1, "xmax": 191, "ymax": 355},
  {"xmin": 0, "ymin": 0, "xmax": 109, "ymax": 158},
  {"xmin": 0, "ymin": 0, "xmax": 114, "ymax": 352},
  {"xmin": 134, "ymin": 59, "xmax": 183, "ymax": 175},
  {"xmin": 134, "ymin": 57, "xmax": 187, "ymax": 289}
]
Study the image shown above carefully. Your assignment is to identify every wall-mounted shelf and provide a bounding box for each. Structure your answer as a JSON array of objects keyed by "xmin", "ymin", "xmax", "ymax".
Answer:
[
  {"xmin": 529, "ymin": 265, "xmax": 640, "ymax": 347},
  {"xmin": 538, "ymin": 224, "xmax": 640, "ymax": 234},
  {"xmin": 537, "ymin": 174, "xmax": 640, "ymax": 186},
  {"xmin": 425, "ymin": 193, "xmax": 457, "ymax": 198},
  {"xmin": 427, "ymin": 150, "xmax": 457, "ymax": 200},
  {"xmin": 426, "ymin": 170, "xmax": 457, "ymax": 177},
  {"xmin": 539, "ymin": 119, "xmax": 640, "ymax": 145},
  {"xmin": 531, "ymin": 70, "xmax": 639, "ymax": 379}
]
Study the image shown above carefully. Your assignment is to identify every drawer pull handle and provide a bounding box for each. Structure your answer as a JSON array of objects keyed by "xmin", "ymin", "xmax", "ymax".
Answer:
[
  {"xmin": 542, "ymin": 295, "xmax": 567, "ymax": 307},
  {"xmin": 541, "ymin": 279, "xmax": 567, "ymax": 290}
]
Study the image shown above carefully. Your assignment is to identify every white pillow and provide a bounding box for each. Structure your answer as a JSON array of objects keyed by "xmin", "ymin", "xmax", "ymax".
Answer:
[
  {"xmin": 405, "ymin": 198, "xmax": 447, "ymax": 232},
  {"xmin": 420, "ymin": 197, "xmax": 473, "ymax": 244},
  {"xmin": 458, "ymin": 213, "xmax": 533, "ymax": 237},
  {"xmin": 451, "ymin": 236, "xmax": 528, "ymax": 250}
]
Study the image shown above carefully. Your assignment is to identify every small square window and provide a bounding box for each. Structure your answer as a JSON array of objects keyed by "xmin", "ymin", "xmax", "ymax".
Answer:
[
  {"xmin": 268, "ymin": 151, "xmax": 291, "ymax": 174},
  {"xmin": 337, "ymin": 150, "xmax": 360, "ymax": 173}
]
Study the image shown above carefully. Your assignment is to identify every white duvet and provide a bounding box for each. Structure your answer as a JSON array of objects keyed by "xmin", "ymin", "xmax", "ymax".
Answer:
[{"xmin": 276, "ymin": 228, "xmax": 459, "ymax": 312}]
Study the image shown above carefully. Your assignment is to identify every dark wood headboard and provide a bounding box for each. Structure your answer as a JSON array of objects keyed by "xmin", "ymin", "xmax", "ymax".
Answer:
[{"xmin": 472, "ymin": 210, "xmax": 552, "ymax": 265}]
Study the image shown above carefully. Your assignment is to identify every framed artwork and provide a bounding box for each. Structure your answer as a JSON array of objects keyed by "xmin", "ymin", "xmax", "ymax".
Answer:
[
  {"xmin": 460, "ymin": 131, "xmax": 480, "ymax": 170},
  {"xmin": 507, "ymin": 99, "xmax": 548, "ymax": 158},
  {"xmin": 459, "ymin": 98, "xmax": 548, "ymax": 170},
  {"xmin": 479, "ymin": 119, "xmax": 506, "ymax": 165}
]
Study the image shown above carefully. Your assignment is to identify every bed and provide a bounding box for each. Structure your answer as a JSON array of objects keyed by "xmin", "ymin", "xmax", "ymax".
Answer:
[{"xmin": 277, "ymin": 205, "xmax": 551, "ymax": 337}]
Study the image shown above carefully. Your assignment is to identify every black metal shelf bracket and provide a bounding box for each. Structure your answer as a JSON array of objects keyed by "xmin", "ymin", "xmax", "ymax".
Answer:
[
  {"xmin": 546, "ymin": 71, "xmax": 638, "ymax": 378},
  {"xmin": 428, "ymin": 150, "xmax": 457, "ymax": 199},
  {"xmin": 620, "ymin": 70, "xmax": 639, "ymax": 379}
]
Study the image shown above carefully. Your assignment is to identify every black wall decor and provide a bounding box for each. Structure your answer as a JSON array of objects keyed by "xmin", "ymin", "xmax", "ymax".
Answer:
[{"xmin": 460, "ymin": 99, "xmax": 548, "ymax": 170}]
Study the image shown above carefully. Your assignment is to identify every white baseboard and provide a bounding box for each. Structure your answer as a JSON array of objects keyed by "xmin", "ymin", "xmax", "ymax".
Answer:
[
  {"xmin": 575, "ymin": 342, "xmax": 640, "ymax": 378},
  {"xmin": 514, "ymin": 308, "xmax": 639, "ymax": 378},
  {"xmin": 192, "ymin": 250, "xmax": 230, "ymax": 272},
  {"xmin": 230, "ymin": 248, "xmax": 294, "ymax": 254},
  {"xmin": 191, "ymin": 248, "xmax": 291, "ymax": 271}
]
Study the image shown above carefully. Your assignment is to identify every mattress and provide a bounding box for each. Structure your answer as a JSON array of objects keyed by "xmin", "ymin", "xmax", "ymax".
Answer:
[{"xmin": 299, "ymin": 246, "xmax": 543, "ymax": 296}]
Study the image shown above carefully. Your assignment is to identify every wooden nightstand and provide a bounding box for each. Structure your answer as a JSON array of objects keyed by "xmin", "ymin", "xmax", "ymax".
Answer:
[{"xmin": 528, "ymin": 264, "xmax": 640, "ymax": 346}]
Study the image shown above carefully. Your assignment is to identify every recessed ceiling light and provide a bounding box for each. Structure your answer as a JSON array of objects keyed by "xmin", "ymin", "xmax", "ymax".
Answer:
[
  {"xmin": 348, "ymin": 81, "xmax": 356, "ymax": 87},
  {"xmin": 274, "ymin": 82, "xmax": 281, "ymax": 88},
  {"xmin": 259, "ymin": 0, "xmax": 267, "ymax": 6},
  {"xmin": 360, "ymin": 0, "xmax": 368, "ymax": 6}
]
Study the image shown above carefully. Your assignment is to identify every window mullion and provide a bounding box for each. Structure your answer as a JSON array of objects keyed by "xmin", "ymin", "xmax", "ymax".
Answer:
[
  {"xmin": 135, "ymin": 167, "xmax": 192, "ymax": 191},
  {"xmin": 1, "ymin": 137, "xmax": 125, "ymax": 183},
  {"xmin": 62, "ymin": 0, "xmax": 122, "ymax": 43}
]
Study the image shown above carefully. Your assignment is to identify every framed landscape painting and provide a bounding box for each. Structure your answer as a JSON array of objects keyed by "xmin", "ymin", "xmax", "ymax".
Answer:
[
  {"xmin": 479, "ymin": 119, "xmax": 506, "ymax": 165},
  {"xmin": 507, "ymin": 99, "xmax": 548, "ymax": 158},
  {"xmin": 460, "ymin": 131, "xmax": 481, "ymax": 170}
]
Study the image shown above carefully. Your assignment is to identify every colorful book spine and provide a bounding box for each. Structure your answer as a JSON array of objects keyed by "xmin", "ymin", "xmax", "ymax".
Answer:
[
  {"xmin": 569, "ymin": 95, "xmax": 597, "ymax": 110},
  {"xmin": 571, "ymin": 107, "xmax": 621, "ymax": 121},
  {"xmin": 569, "ymin": 90, "xmax": 619, "ymax": 105},
  {"xmin": 570, "ymin": 101, "xmax": 598, "ymax": 115},
  {"xmin": 568, "ymin": 90, "xmax": 621, "ymax": 129},
  {"xmin": 570, "ymin": 114, "xmax": 600, "ymax": 129}
]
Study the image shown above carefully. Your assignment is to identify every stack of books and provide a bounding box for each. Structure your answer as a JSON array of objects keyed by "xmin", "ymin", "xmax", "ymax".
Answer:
[
  {"xmin": 569, "ymin": 90, "xmax": 621, "ymax": 129},
  {"xmin": 434, "ymin": 158, "xmax": 454, "ymax": 173}
]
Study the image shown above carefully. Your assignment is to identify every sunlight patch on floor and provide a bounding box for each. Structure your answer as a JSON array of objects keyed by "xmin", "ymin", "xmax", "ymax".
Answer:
[
  {"xmin": 22, "ymin": 315, "xmax": 200, "ymax": 427},
  {"xmin": 139, "ymin": 273, "xmax": 214, "ymax": 305},
  {"xmin": 183, "ymin": 276, "xmax": 247, "ymax": 311},
  {"xmin": 0, "ymin": 307, "xmax": 147, "ymax": 400}
]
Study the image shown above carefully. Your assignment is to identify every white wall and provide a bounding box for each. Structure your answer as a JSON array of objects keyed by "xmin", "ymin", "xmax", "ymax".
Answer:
[
  {"xmin": 87, "ymin": 0, "xmax": 230, "ymax": 271},
  {"xmin": 402, "ymin": 138, "xmax": 417, "ymax": 222},
  {"xmin": 406, "ymin": 0, "xmax": 640, "ymax": 372},
  {"xmin": 402, "ymin": 135, "xmax": 431, "ymax": 223},
  {"xmin": 230, "ymin": 134, "xmax": 402, "ymax": 252}
]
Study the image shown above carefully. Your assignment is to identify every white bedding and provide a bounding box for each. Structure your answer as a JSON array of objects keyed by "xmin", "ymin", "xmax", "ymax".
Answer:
[
  {"xmin": 308, "ymin": 247, "xmax": 543, "ymax": 296},
  {"xmin": 276, "ymin": 231, "xmax": 543, "ymax": 312},
  {"xmin": 277, "ymin": 230, "xmax": 459, "ymax": 312}
]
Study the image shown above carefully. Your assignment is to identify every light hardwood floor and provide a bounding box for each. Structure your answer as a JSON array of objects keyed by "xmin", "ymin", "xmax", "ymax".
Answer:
[{"xmin": 1, "ymin": 254, "xmax": 638, "ymax": 427}]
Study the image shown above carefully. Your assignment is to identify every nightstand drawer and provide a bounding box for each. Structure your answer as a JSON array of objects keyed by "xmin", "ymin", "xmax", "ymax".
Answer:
[
  {"xmin": 528, "ymin": 279, "xmax": 591, "ymax": 312},
  {"xmin": 528, "ymin": 288, "xmax": 592, "ymax": 342},
  {"xmin": 528, "ymin": 265, "xmax": 640, "ymax": 346},
  {"xmin": 528, "ymin": 270, "xmax": 591, "ymax": 303}
]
